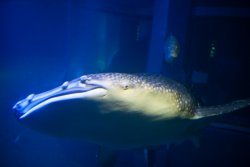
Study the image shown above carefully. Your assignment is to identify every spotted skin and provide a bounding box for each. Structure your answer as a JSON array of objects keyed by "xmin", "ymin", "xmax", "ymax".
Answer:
[{"xmin": 84, "ymin": 73, "xmax": 196, "ymax": 118}]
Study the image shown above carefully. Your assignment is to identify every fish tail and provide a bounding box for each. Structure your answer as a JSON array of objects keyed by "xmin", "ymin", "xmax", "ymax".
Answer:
[{"xmin": 194, "ymin": 99, "xmax": 250, "ymax": 119}]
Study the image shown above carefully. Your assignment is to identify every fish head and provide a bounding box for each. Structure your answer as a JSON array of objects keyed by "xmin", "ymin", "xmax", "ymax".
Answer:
[
  {"xmin": 13, "ymin": 77, "xmax": 108, "ymax": 119},
  {"xmin": 12, "ymin": 74, "xmax": 112, "ymax": 136}
]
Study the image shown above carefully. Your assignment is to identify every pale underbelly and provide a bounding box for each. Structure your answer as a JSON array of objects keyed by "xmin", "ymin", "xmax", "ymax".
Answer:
[{"xmin": 75, "ymin": 111, "xmax": 195, "ymax": 149}]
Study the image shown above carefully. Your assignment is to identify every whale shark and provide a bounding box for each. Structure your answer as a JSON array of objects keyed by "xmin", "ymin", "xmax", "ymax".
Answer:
[{"xmin": 13, "ymin": 73, "xmax": 250, "ymax": 149}]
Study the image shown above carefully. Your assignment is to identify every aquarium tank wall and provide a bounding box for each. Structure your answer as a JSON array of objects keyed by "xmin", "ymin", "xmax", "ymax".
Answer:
[{"xmin": 1, "ymin": 0, "xmax": 250, "ymax": 167}]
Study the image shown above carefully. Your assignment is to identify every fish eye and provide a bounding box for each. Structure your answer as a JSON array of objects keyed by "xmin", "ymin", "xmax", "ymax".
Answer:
[
  {"xmin": 120, "ymin": 81, "xmax": 131, "ymax": 90},
  {"xmin": 120, "ymin": 83, "xmax": 130, "ymax": 90},
  {"xmin": 123, "ymin": 85, "xmax": 129, "ymax": 90}
]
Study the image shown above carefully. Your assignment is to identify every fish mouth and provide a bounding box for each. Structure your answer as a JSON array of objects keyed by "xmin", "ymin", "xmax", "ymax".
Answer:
[{"xmin": 13, "ymin": 78, "xmax": 108, "ymax": 120}]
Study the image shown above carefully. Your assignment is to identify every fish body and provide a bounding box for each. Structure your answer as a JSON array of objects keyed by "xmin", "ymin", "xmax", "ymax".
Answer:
[
  {"xmin": 13, "ymin": 73, "xmax": 250, "ymax": 149},
  {"xmin": 164, "ymin": 35, "xmax": 180, "ymax": 63}
]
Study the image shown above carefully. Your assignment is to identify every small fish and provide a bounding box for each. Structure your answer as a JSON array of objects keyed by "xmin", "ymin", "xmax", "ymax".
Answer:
[
  {"xmin": 209, "ymin": 40, "xmax": 216, "ymax": 58},
  {"xmin": 164, "ymin": 34, "xmax": 180, "ymax": 63}
]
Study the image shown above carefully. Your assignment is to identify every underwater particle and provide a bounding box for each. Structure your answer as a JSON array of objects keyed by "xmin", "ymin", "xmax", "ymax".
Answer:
[
  {"xmin": 97, "ymin": 59, "xmax": 106, "ymax": 72},
  {"xmin": 12, "ymin": 135, "xmax": 21, "ymax": 144},
  {"xmin": 164, "ymin": 34, "xmax": 180, "ymax": 63}
]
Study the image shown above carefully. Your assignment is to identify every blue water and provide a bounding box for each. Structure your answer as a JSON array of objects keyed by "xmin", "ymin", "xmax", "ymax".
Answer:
[{"xmin": 1, "ymin": 0, "xmax": 250, "ymax": 167}]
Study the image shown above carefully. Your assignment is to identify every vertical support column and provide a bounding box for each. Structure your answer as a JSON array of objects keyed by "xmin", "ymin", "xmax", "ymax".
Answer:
[
  {"xmin": 167, "ymin": 0, "xmax": 192, "ymax": 67},
  {"xmin": 147, "ymin": 0, "xmax": 170, "ymax": 73}
]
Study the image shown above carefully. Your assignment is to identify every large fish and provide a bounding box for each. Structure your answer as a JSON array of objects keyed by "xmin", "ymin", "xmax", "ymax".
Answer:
[{"xmin": 13, "ymin": 73, "xmax": 250, "ymax": 149}]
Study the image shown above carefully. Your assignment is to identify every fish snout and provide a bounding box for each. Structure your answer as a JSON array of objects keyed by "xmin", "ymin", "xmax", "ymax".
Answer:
[{"xmin": 13, "ymin": 94, "xmax": 35, "ymax": 118}]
